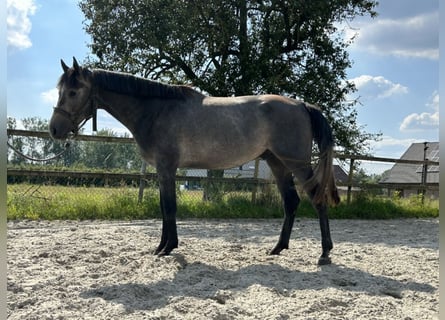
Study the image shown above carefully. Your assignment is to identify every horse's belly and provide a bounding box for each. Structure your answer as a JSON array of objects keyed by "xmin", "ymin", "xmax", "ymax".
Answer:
[
  {"xmin": 179, "ymin": 157, "xmax": 256, "ymax": 170},
  {"xmin": 178, "ymin": 142, "xmax": 264, "ymax": 170}
]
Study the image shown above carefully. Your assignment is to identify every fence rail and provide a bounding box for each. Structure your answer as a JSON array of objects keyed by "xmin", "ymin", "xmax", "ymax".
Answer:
[
  {"xmin": 335, "ymin": 153, "xmax": 440, "ymax": 166},
  {"xmin": 7, "ymin": 129, "xmax": 439, "ymax": 203},
  {"xmin": 7, "ymin": 129, "xmax": 135, "ymax": 143},
  {"xmin": 6, "ymin": 168, "xmax": 269, "ymax": 185}
]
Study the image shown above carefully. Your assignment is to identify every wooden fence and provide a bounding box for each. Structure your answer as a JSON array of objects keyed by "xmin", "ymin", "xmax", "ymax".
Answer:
[{"xmin": 7, "ymin": 129, "xmax": 439, "ymax": 203}]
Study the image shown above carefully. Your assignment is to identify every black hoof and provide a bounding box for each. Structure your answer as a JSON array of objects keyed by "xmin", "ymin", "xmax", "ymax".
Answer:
[
  {"xmin": 154, "ymin": 243, "xmax": 177, "ymax": 256},
  {"xmin": 269, "ymin": 248, "xmax": 281, "ymax": 255},
  {"xmin": 318, "ymin": 256, "xmax": 332, "ymax": 265},
  {"xmin": 154, "ymin": 246, "xmax": 163, "ymax": 255},
  {"xmin": 156, "ymin": 249, "xmax": 171, "ymax": 257},
  {"xmin": 269, "ymin": 243, "xmax": 288, "ymax": 255}
]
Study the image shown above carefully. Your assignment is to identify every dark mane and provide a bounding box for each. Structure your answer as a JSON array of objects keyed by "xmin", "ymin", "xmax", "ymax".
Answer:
[{"xmin": 92, "ymin": 69, "xmax": 200, "ymax": 99}]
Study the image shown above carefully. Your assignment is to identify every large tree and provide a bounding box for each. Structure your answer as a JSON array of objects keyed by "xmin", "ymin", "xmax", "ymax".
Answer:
[
  {"xmin": 7, "ymin": 116, "xmax": 83, "ymax": 166},
  {"xmin": 80, "ymin": 129, "xmax": 142, "ymax": 170},
  {"xmin": 79, "ymin": 0, "xmax": 379, "ymax": 153}
]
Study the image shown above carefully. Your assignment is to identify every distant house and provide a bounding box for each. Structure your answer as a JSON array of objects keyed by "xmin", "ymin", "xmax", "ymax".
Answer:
[
  {"xmin": 182, "ymin": 160, "xmax": 272, "ymax": 190},
  {"xmin": 379, "ymin": 142, "xmax": 439, "ymax": 198},
  {"xmin": 223, "ymin": 160, "xmax": 271, "ymax": 180},
  {"xmin": 333, "ymin": 165, "xmax": 349, "ymax": 184},
  {"xmin": 183, "ymin": 160, "xmax": 272, "ymax": 189},
  {"xmin": 331, "ymin": 164, "xmax": 362, "ymax": 197},
  {"xmin": 183, "ymin": 160, "xmax": 348, "ymax": 190}
]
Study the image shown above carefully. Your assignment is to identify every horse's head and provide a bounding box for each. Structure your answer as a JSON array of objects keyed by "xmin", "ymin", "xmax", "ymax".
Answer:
[{"xmin": 49, "ymin": 57, "xmax": 96, "ymax": 139}]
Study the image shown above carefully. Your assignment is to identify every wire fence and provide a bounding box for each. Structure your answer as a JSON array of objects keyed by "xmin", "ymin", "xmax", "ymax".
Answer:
[{"xmin": 6, "ymin": 163, "xmax": 277, "ymax": 206}]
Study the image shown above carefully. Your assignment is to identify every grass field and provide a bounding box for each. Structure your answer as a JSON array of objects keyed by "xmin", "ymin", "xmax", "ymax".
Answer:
[{"xmin": 7, "ymin": 184, "xmax": 439, "ymax": 221}]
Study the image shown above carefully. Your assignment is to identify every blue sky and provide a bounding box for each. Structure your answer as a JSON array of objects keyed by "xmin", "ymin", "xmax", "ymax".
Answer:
[{"xmin": 6, "ymin": 0, "xmax": 439, "ymax": 174}]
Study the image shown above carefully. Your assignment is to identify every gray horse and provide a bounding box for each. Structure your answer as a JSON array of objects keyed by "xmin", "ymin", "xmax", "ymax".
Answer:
[{"xmin": 49, "ymin": 57, "xmax": 339, "ymax": 265}]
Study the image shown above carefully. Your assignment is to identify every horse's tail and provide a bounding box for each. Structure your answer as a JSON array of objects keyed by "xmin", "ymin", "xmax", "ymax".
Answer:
[{"xmin": 304, "ymin": 103, "xmax": 340, "ymax": 206}]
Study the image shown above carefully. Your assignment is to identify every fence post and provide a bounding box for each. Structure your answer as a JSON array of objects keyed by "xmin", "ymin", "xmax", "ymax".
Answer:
[
  {"xmin": 346, "ymin": 158, "xmax": 355, "ymax": 205},
  {"xmin": 420, "ymin": 142, "xmax": 428, "ymax": 204},
  {"xmin": 138, "ymin": 161, "xmax": 147, "ymax": 203},
  {"xmin": 251, "ymin": 158, "xmax": 260, "ymax": 203}
]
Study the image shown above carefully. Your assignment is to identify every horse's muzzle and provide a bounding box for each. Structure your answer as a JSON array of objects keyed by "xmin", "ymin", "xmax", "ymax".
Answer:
[{"xmin": 49, "ymin": 112, "xmax": 75, "ymax": 140}]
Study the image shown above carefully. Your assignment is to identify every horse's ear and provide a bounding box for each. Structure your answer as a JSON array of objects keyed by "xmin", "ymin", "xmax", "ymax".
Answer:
[
  {"xmin": 72, "ymin": 57, "xmax": 80, "ymax": 72},
  {"xmin": 61, "ymin": 59, "xmax": 69, "ymax": 73}
]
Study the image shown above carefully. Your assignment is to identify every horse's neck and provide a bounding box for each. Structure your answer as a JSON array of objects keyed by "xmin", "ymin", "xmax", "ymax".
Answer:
[{"xmin": 96, "ymin": 89, "xmax": 149, "ymax": 135}]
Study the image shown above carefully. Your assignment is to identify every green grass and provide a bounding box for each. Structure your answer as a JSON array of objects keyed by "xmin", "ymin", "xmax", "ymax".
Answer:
[
  {"xmin": 7, "ymin": 184, "xmax": 438, "ymax": 221},
  {"xmin": 330, "ymin": 192, "xmax": 439, "ymax": 219}
]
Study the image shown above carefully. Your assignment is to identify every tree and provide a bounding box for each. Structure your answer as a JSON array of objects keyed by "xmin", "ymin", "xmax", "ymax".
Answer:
[
  {"xmin": 7, "ymin": 117, "xmax": 52, "ymax": 164},
  {"xmin": 80, "ymin": 129, "xmax": 142, "ymax": 170},
  {"xmin": 7, "ymin": 117, "xmax": 25, "ymax": 165},
  {"xmin": 79, "ymin": 0, "xmax": 379, "ymax": 153},
  {"xmin": 21, "ymin": 117, "xmax": 52, "ymax": 163},
  {"xmin": 7, "ymin": 116, "xmax": 83, "ymax": 166}
]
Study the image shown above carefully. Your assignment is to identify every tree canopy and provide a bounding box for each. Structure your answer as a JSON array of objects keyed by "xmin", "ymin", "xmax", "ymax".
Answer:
[{"xmin": 79, "ymin": 0, "xmax": 379, "ymax": 153}]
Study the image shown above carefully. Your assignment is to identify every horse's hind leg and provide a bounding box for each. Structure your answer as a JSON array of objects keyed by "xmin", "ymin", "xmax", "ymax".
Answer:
[
  {"xmin": 267, "ymin": 156, "xmax": 300, "ymax": 255},
  {"xmin": 313, "ymin": 202, "xmax": 332, "ymax": 265},
  {"xmin": 293, "ymin": 167, "xmax": 333, "ymax": 265}
]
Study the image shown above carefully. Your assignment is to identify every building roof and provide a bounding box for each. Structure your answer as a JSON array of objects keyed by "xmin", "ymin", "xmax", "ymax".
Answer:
[
  {"xmin": 333, "ymin": 165, "xmax": 349, "ymax": 183},
  {"xmin": 185, "ymin": 162, "xmax": 349, "ymax": 183},
  {"xmin": 380, "ymin": 142, "xmax": 439, "ymax": 184}
]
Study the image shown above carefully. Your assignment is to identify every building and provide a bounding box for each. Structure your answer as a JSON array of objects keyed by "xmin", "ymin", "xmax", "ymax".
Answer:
[
  {"xmin": 182, "ymin": 160, "xmax": 272, "ymax": 190},
  {"xmin": 379, "ymin": 142, "xmax": 439, "ymax": 198},
  {"xmin": 182, "ymin": 160, "xmax": 348, "ymax": 190}
]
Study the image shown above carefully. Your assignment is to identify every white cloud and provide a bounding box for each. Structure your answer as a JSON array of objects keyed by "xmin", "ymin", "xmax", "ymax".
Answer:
[
  {"xmin": 349, "ymin": 75, "xmax": 408, "ymax": 100},
  {"xmin": 399, "ymin": 92, "xmax": 439, "ymax": 132},
  {"xmin": 40, "ymin": 88, "xmax": 58, "ymax": 106},
  {"xmin": 346, "ymin": 12, "xmax": 439, "ymax": 60},
  {"xmin": 399, "ymin": 112, "xmax": 439, "ymax": 132},
  {"xmin": 369, "ymin": 135, "xmax": 424, "ymax": 151},
  {"xmin": 426, "ymin": 91, "xmax": 439, "ymax": 111},
  {"xmin": 7, "ymin": 0, "xmax": 38, "ymax": 51}
]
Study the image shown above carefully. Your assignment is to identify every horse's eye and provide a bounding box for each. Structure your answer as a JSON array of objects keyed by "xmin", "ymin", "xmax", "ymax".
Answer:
[{"xmin": 69, "ymin": 91, "xmax": 76, "ymax": 97}]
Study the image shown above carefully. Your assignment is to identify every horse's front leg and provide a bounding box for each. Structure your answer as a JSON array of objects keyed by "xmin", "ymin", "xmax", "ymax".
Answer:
[{"xmin": 154, "ymin": 166, "xmax": 178, "ymax": 256}]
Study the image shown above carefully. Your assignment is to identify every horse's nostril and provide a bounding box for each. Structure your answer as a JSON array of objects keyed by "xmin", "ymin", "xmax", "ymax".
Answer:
[{"xmin": 51, "ymin": 127, "xmax": 57, "ymax": 137}]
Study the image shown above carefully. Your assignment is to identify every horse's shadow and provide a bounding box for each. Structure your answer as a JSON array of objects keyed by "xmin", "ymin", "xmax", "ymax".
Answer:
[{"xmin": 80, "ymin": 254, "xmax": 436, "ymax": 311}]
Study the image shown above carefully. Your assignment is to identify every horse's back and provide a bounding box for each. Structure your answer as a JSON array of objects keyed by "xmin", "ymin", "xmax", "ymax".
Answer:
[
  {"xmin": 201, "ymin": 94, "xmax": 310, "ymax": 124},
  {"xmin": 184, "ymin": 94, "xmax": 314, "ymax": 163},
  {"xmin": 202, "ymin": 94, "xmax": 303, "ymax": 109}
]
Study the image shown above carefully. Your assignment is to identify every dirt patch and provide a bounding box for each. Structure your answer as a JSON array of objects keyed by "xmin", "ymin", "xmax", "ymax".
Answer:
[{"xmin": 7, "ymin": 218, "xmax": 439, "ymax": 319}]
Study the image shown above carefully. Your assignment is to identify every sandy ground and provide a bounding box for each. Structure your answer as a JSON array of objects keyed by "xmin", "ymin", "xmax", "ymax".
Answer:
[{"xmin": 7, "ymin": 218, "xmax": 438, "ymax": 320}]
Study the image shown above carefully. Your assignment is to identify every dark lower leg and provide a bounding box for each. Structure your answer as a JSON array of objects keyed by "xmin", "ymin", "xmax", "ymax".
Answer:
[
  {"xmin": 154, "ymin": 171, "xmax": 178, "ymax": 256},
  {"xmin": 155, "ymin": 220, "xmax": 178, "ymax": 256},
  {"xmin": 155, "ymin": 217, "xmax": 178, "ymax": 256},
  {"xmin": 291, "ymin": 167, "xmax": 334, "ymax": 265},
  {"xmin": 155, "ymin": 219, "xmax": 168, "ymax": 254},
  {"xmin": 315, "ymin": 203, "xmax": 333, "ymax": 265},
  {"xmin": 270, "ymin": 176, "xmax": 299, "ymax": 255}
]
